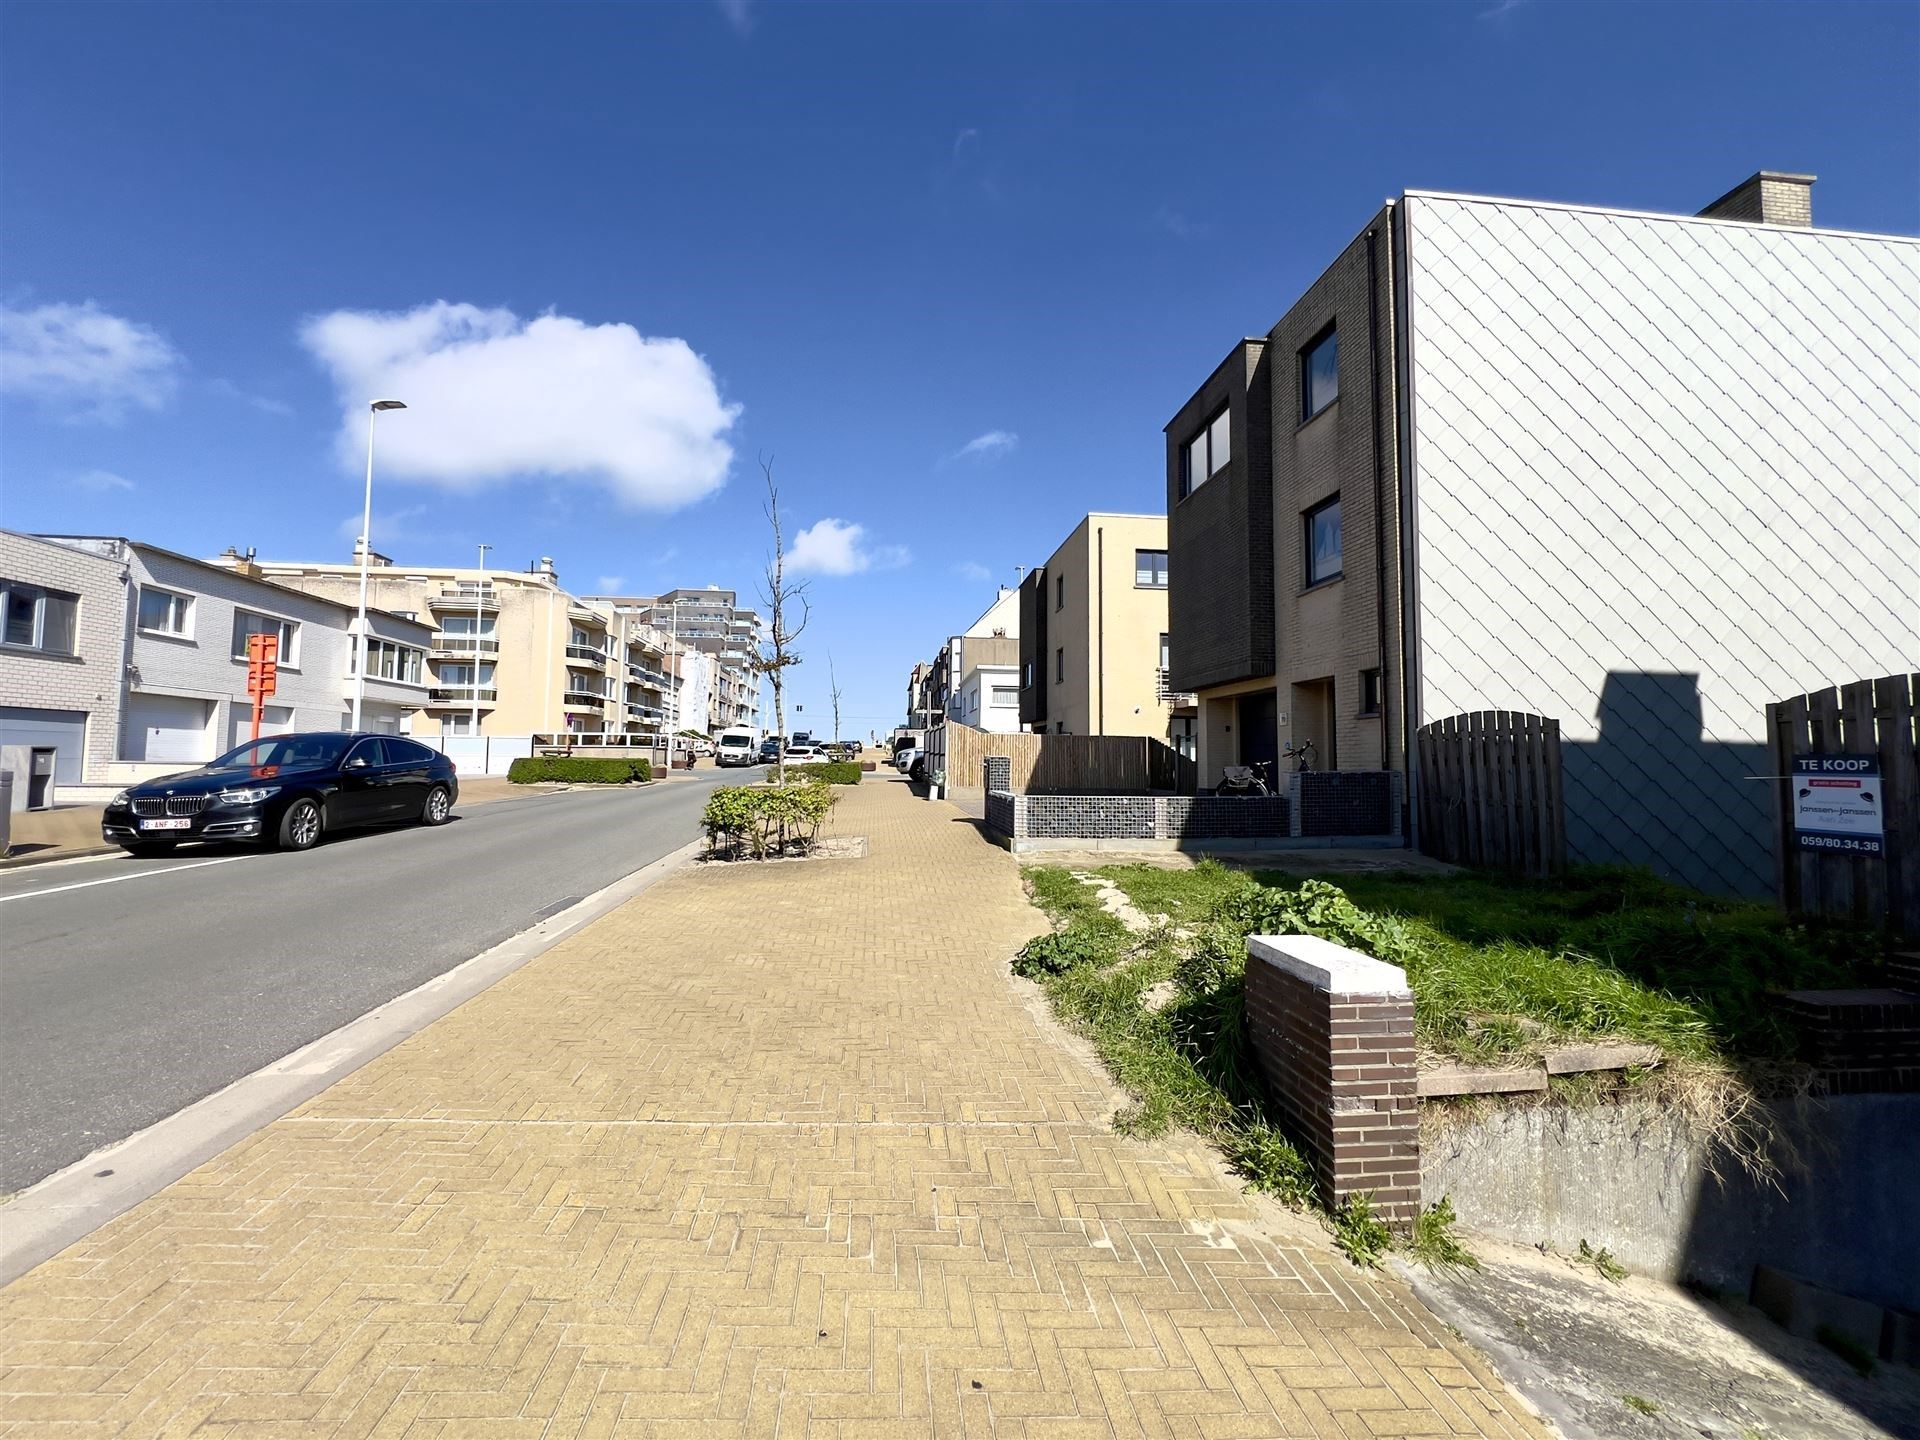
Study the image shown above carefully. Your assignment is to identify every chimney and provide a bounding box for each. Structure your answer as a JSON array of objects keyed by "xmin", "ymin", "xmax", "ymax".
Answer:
[
  {"xmin": 537, "ymin": 556, "xmax": 558, "ymax": 579},
  {"xmin": 1698, "ymin": 171, "xmax": 1815, "ymax": 228},
  {"xmin": 220, "ymin": 545, "xmax": 264, "ymax": 578}
]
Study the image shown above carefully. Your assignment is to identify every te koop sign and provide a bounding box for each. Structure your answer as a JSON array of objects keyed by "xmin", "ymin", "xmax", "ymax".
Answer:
[{"xmin": 1792, "ymin": 754, "xmax": 1885, "ymax": 856}]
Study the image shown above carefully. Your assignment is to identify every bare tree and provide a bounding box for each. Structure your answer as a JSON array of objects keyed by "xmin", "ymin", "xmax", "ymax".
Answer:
[
  {"xmin": 749, "ymin": 456, "xmax": 809, "ymax": 784},
  {"xmin": 828, "ymin": 653, "xmax": 843, "ymax": 745}
]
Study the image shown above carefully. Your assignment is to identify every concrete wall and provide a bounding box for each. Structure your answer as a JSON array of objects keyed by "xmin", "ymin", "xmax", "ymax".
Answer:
[
  {"xmin": 1423, "ymin": 1095, "xmax": 1920, "ymax": 1312},
  {"xmin": 0, "ymin": 531, "xmax": 127, "ymax": 800},
  {"xmin": 1033, "ymin": 514, "xmax": 1175, "ymax": 741},
  {"xmin": 1404, "ymin": 194, "xmax": 1920, "ymax": 894}
]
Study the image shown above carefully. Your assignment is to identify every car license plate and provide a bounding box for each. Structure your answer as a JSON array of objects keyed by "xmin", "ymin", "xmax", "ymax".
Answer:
[{"xmin": 140, "ymin": 817, "xmax": 191, "ymax": 831}]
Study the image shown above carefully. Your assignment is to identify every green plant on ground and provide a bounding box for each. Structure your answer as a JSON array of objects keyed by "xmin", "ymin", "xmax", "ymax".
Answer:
[
  {"xmin": 787, "ymin": 761, "xmax": 862, "ymax": 785},
  {"xmin": 701, "ymin": 780, "xmax": 836, "ymax": 858},
  {"xmin": 1222, "ymin": 1125, "xmax": 1316, "ymax": 1207},
  {"xmin": 1576, "ymin": 1239, "xmax": 1628, "ymax": 1282},
  {"xmin": 1407, "ymin": 1196, "xmax": 1479, "ymax": 1270},
  {"xmin": 1621, "ymin": 1394, "xmax": 1659, "ymax": 1417},
  {"xmin": 1330, "ymin": 1194, "xmax": 1393, "ymax": 1268},
  {"xmin": 1815, "ymin": 1324, "xmax": 1877, "ymax": 1378},
  {"xmin": 508, "ymin": 755, "xmax": 652, "ymax": 785}
]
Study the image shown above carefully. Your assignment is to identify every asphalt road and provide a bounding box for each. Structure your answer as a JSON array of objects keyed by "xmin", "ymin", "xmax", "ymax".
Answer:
[{"xmin": 0, "ymin": 772, "xmax": 733, "ymax": 1194}]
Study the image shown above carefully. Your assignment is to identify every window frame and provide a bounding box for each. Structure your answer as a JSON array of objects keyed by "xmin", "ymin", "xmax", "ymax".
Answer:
[
  {"xmin": 1300, "ymin": 322, "xmax": 1339, "ymax": 423},
  {"xmin": 1055, "ymin": 647, "xmax": 1065, "ymax": 683},
  {"xmin": 1359, "ymin": 667, "xmax": 1382, "ymax": 718},
  {"xmin": 1055, "ymin": 574, "xmax": 1065, "ymax": 611},
  {"xmin": 1134, "ymin": 549, "xmax": 1169, "ymax": 589},
  {"xmin": 1177, "ymin": 404, "xmax": 1232, "ymax": 500},
  {"xmin": 1304, "ymin": 494, "xmax": 1344, "ymax": 588},
  {"xmin": 0, "ymin": 580, "xmax": 80, "ymax": 657},
  {"xmin": 137, "ymin": 585, "xmax": 194, "ymax": 639},
  {"xmin": 230, "ymin": 608, "xmax": 302, "ymax": 669}
]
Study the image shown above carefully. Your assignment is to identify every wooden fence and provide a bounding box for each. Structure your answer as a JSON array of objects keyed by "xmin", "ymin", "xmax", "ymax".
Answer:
[
  {"xmin": 935, "ymin": 723, "xmax": 1196, "ymax": 796},
  {"xmin": 1415, "ymin": 711, "xmax": 1566, "ymax": 878},
  {"xmin": 1768, "ymin": 673, "xmax": 1920, "ymax": 939}
]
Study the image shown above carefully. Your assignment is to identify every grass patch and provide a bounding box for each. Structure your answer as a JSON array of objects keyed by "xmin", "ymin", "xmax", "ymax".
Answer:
[
  {"xmin": 1330, "ymin": 1194, "xmax": 1393, "ymax": 1268},
  {"xmin": 1621, "ymin": 1394, "xmax": 1659, "ymax": 1417},
  {"xmin": 1576, "ymin": 1239, "xmax": 1628, "ymax": 1282},
  {"xmin": 1408, "ymin": 1197, "xmax": 1479, "ymax": 1271}
]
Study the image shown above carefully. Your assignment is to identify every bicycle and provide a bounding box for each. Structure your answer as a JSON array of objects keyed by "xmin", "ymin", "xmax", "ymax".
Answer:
[
  {"xmin": 1282, "ymin": 738, "xmax": 1317, "ymax": 772},
  {"xmin": 1216, "ymin": 759, "xmax": 1276, "ymax": 798}
]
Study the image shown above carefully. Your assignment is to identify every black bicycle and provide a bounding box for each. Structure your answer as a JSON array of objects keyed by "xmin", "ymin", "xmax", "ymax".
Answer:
[
  {"xmin": 1282, "ymin": 738, "xmax": 1317, "ymax": 772},
  {"xmin": 1216, "ymin": 759, "xmax": 1276, "ymax": 797}
]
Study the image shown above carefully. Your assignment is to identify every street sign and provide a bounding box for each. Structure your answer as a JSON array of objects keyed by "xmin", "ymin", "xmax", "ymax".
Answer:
[
  {"xmin": 245, "ymin": 634, "xmax": 280, "ymax": 740},
  {"xmin": 1791, "ymin": 753, "xmax": 1884, "ymax": 856}
]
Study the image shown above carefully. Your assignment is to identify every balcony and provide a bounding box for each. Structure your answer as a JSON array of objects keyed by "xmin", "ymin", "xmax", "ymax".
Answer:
[
  {"xmin": 1156, "ymin": 669, "xmax": 1198, "ymax": 707},
  {"xmin": 431, "ymin": 633, "xmax": 499, "ymax": 657},
  {"xmin": 564, "ymin": 684, "xmax": 611, "ymax": 704},
  {"xmin": 427, "ymin": 586, "xmax": 498, "ymax": 612},
  {"xmin": 565, "ymin": 644, "xmax": 606, "ymax": 667},
  {"xmin": 628, "ymin": 702, "xmax": 665, "ymax": 721},
  {"xmin": 427, "ymin": 686, "xmax": 498, "ymax": 707}
]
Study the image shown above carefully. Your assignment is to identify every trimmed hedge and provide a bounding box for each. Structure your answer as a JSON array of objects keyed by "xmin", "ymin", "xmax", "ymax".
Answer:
[
  {"xmin": 508, "ymin": 756, "xmax": 653, "ymax": 785},
  {"xmin": 703, "ymin": 779, "xmax": 838, "ymax": 857},
  {"xmin": 787, "ymin": 761, "xmax": 862, "ymax": 786}
]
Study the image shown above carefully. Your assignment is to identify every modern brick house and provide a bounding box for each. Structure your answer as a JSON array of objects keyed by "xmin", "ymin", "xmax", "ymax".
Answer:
[{"xmin": 1166, "ymin": 173, "xmax": 1919, "ymax": 894}]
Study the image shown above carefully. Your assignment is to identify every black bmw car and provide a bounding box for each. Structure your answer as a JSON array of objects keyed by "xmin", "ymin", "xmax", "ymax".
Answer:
[{"xmin": 103, "ymin": 731, "xmax": 460, "ymax": 856}]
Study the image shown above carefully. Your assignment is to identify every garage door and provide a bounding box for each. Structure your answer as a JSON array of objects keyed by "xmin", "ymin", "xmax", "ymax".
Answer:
[
  {"xmin": 229, "ymin": 703, "xmax": 295, "ymax": 750},
  {"xmin": 125, "ymin": 693, "xmax": 213, "ymax": 764},
  {"xmin": 0, "ymin": 707, "xmax": 87, "ymax": 807}
]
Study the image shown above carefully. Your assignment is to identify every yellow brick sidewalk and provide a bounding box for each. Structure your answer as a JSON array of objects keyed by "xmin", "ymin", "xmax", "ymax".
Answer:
[{"xmin": 0, "ymin": 774, "xmax": 1544, "ymax": 1439}]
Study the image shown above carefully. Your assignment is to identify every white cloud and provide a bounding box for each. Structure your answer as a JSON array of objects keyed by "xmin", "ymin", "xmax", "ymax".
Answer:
[
  {"xmin": 716, "ymin": 0, "xmax": 754, "ymax": 36},
  {"xmin": 949, "ymin": 430, "xmax": 1018, "ymax": 463},
  {"xmin": 0, "ymin": 301, "xmax": 183, "ymax": 423},
  {"xmin": 300, "ymin": 301, "xmax": 740, "ymax": 511},
  {"xmin": 206, "ymin": 376, "xmax": 293, "ymax": 416},
  {"xmin": 75, "ymin": 468, "xmax": 135, "ymax": 493},
  {"xmin": 337, "ymin": 503, "xmax": 430, "ymax": 548},
  {"xmin": 786, "ymin": 517, "xmax": 911, "ymax": 576},
  {"xmin": 595, "ymin": 575, "xmax": 627, "ymax": 593},
  {"xmin": 953, "ymin": 560, "xmax": 993, "ymax": 583}
]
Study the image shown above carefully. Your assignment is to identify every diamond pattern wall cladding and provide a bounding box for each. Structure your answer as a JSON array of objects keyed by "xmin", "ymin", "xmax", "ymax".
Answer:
[{"xmin": 1405, "ymin": 195, "xmax": 1920, "ymax": 894}]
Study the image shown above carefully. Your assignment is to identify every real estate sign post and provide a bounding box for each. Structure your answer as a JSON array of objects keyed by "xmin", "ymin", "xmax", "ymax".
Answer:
[{"xmin": 1791, "ymin": 753, "xmax": 1884, "ymax": 856}]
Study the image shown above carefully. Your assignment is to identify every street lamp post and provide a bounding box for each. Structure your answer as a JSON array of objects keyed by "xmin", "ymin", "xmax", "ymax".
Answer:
[
  {"xmin": 350, "ymin": 398, "xmax": 407, "ymax": 731},
  {"xmin": 470, "ymin": 542, "xmax": 491, "ymax": 738}
]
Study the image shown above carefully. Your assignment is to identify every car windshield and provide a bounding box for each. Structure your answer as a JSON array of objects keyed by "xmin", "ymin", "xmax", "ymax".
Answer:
[{"xmin": 211, "ymin": 734, "xmax": 351, "ymax": 771}]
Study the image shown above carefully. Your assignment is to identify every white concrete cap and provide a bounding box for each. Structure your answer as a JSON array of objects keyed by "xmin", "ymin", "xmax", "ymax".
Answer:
[{"xmin": 1246, "ymin": 934, "xmax": 1411, "ymax": 997}]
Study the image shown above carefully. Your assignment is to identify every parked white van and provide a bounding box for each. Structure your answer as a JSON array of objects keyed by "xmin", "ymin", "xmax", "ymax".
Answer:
[{"xmin": 715, "ymin": 729, "xmax": 759, "ymax": 767}]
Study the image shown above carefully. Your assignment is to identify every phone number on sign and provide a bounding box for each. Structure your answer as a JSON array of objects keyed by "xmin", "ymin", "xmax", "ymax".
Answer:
[{"xmin": 1799, "ymin": 834, "xmax": 1883, "ymax": 855}]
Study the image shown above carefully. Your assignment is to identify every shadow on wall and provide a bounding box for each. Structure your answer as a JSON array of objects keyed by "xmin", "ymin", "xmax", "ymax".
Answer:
[{"xmin": 1563, "ymin": 672, "xmax": 1771, "ymax": 897}]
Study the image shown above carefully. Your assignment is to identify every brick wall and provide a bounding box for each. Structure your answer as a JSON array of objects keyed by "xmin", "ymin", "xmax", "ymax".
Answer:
[
  {"xmin": 0, "ymin": 531, "xmax": 128, "ymax": 788},
  {"xmin": 1243, "ymin": 935, "xmax": 1420, "ymax": 1226}
]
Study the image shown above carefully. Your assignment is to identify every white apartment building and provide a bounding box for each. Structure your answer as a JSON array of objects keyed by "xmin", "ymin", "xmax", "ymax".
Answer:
[{"xmin": 584, "ymin": 586, "xmax": 763, "ymax": 733}]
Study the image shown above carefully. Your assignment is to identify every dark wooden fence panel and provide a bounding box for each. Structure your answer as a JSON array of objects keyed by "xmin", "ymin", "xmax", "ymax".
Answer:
[
  {"xmin": 1769, "ymin": 673, "xmax": 1920, "ymax": 939},
  {"xmin": 1416, "ymin": 711, "xmax": 1565, "ymax": 878}
]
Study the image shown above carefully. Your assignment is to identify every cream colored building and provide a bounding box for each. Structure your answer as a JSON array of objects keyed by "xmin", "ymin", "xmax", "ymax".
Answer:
[
  {"xmin": 213, "ymin": 550, "xmax": 675, "ymax": 742},
  {"xmin": 1016, "ymin": 514, "xmax": 1191, "ymax": 742}
]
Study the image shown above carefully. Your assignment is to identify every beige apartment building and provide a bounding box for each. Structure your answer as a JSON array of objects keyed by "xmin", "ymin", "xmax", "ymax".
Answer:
[
  {"xmin": 215, "ymin": 550, "xmax": 674, "ymax": 741},
  {"xmin": 1016, "ymin": 514, "xmax": 1192, "ymax": 745},
  {"xmin": 584, "ymin": 587, "xmax": 763, "ymax": 733}
]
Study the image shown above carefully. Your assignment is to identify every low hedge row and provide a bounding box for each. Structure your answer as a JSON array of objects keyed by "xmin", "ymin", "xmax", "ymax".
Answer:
[
  {"xmin": 786, "ymin": 761, "xmax": 862, "ymax": 785},
  {"xmin": 508, "ymin": 756, "xmax": 653, "ymax": 785},
  {"xmin": 703, "ymin": 779, "xmax": 838, "ymax": 857}
]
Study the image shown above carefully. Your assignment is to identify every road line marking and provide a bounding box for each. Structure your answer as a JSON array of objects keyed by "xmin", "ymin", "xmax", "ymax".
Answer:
[{"xmin": 0, "ymin": 854, "xmax": 252, "ymax": 904}]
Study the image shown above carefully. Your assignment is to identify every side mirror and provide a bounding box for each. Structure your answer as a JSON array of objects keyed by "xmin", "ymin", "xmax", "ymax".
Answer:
[{"xmin": 346, "ymin": 756, "xmax": 370, "ymax": 770}]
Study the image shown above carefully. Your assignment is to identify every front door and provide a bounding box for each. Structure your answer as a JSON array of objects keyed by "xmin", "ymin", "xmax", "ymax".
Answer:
[{"xmin": 1237, "ymin": 691, "xmax": 1279, "ymax": 779}]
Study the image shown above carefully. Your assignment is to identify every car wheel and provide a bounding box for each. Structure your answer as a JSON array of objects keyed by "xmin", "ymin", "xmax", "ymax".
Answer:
[
  {"xmin": 910, "ymin": 759, "xmax": 927, "ymax": 783},
  {"xmin": 421, "ymin": 784, "xmax": 453, "ymax": 827},
  {"xmin": 120, "ymin": 841, "xmax": 178, "ymax": 858},
  {"xmin": 278, "ymin": 797, "xmax": 323, "ymax": 851}
]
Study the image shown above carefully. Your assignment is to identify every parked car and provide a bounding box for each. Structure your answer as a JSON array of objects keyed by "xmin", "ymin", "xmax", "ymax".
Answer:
[
  {"xmin": 893, "ymin": 745, "xmax": 923, "ymax": 778},
  {"xmin": 715, "ymin": 729, "xmax": 759, "ymax": 766},
  {"xmin": 757, "ymin": 737, "xmax": 782, "ymax": 763},
  {"xmin": 785, "ymin": 742, "xmax": 823, "ymax": 762},
  {"xmin": 102, "ymin": 731, "xmax": 459, "ymax": 856}
]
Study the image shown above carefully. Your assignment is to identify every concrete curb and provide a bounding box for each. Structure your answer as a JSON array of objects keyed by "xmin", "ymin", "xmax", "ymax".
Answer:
[
  {"xmin": 0, "ymin": 833, "xmax": 708, "ymax": 1289},
  {"xmin": 0, "ymin": 843, "xmax": 117, "ymax": 870}
]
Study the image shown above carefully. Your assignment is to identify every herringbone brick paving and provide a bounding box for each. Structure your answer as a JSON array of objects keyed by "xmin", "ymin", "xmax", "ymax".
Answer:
[{"xmin": 0, "ymin": 774, "xmax": 1544, "ymax": 1438}]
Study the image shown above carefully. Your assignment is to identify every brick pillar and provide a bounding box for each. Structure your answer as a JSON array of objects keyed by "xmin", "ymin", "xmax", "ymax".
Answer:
[{"xmin": 1242, "ymin": 935, "xmax": 1420, "ymax": 1225}]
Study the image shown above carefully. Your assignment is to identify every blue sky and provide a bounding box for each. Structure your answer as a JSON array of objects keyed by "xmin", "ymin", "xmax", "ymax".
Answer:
[{"xmin": 3, "ymin": 0, "xmax": 1916, "ymax": 735}]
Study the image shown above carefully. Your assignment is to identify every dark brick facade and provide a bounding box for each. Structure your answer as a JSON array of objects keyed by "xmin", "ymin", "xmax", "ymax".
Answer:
[
  {"xmin": 1242, "ymin": 936, "xmax": 1420, "ymax": 1226},
  {"xmin": 1775, "ymin": 988, "xmax": 1920, "ymax": 1094},
  {"xmin": 1017, "ymin": 567, "xmax": 1048, "ymax": 730}
]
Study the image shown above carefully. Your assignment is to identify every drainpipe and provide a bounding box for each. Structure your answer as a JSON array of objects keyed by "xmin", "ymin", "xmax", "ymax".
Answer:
[
  {"xmin": 1096, "ymin": 524, "xmax": 1105, "ymax": 735},
  {"xmin": 1390, "ymin": 198, "xmax": 1425, "ymax": 854},
  {"xmin": 1366, "ymin": 225, "xmax": 1392, "ymax": 773}
]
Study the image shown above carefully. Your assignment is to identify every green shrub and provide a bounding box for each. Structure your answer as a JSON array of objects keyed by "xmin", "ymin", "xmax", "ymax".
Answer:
[
  {"xmin": 1330, "ymin": 1194, "xmax": 1393, "ymax": 1268},
  {"xmin": 703, "ymin": 780, "xmax": 837, "ymax": 858},
  {"xmin": 1012, "ymin": 927, "xmax": 1112, "ymax": 978},
  {"xmin": 508, "ymin": 756, "xmax": 652, "ymax": 785},
  {"xmin": 788, "ymin": 761, "xmax": 861, "ymax": 785}
]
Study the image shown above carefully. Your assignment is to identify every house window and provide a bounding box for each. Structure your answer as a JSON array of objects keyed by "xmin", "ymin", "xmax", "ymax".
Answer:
[
  {"xmin": 1055, "ymin": 575, "xmax": 1065, "ymax": 611},
  {"xmin": 1135, "ymin": 550, "xmax": 1169, "ymax": 588},
  {"xmin": 137, "ymin": 586, "xmax": 193, "ymax": 637},
  {"xmin": 0, "ymin": 580, "xmax": 79, "ymax": 656},
  {"xmin": 441, "ymin": 715, "xmax": 476, "ymax": 736},
  {"xmin": 1305, "ymin": 495, "xmax": 1343, "ymax": 586},
  {"xmin": 353, "ymin": 638, "xmax": 426, "ymax": 684},
  {"xmin": 1022, "ymin": 659, "xmax": 1034, "ymax": 689},
  {"xmin": 231, "ymin": 609, "xmax": 299, "ymax": 667},
  {"xmin": 1359, "ymin": 667, "xmax": 1381, "ymax": 717},
  {"xmin": 1055, "ymin": 647, "xmax": 1065, "ymax": 683},
  {"xmin": 991, "ymin": 686, "xmax": 1018, "ymax": 705},
  {"xmin": 1179, "ymin": 406, "xmax": 1232, "ymax": 498},
  {"xmin": 1301, "ymin": 324, "xmax": 1338, "ymax": 421}
]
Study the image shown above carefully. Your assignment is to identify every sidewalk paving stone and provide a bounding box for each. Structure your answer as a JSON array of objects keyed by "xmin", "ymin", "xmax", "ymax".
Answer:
[{"xmin": 0, "ymin": 774, "xmax": 1546, "ymax": 1438}]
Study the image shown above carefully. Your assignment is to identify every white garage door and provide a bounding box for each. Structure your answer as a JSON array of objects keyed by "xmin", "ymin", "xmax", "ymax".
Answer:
[
  {"xmin": 126, "ymin": 693, "xmax": 213, "ymax": 764},
  {"xmin": 0, "ymin": 707, "xmax": 88, "ymax": 808},
  {"xmin": 229, "ymin": 703, "xmax": 295, "ymax": 750}
]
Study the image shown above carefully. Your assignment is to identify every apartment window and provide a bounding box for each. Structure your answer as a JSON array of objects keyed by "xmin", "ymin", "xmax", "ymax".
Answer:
[
  {"xmin": 1135, "ymin": 550, "xmax": 1169, "ymax": 588},
  {"xmin": 1359, "ymin": 667, "xmax": 1382, "ymax": 717},
  {"xmin": 439, "ymin": 662, "xmax": 495, "ymax": 687},
  {"xmin": 1022, "ymin": 659, "xmax": 1034, "ymax": 689},
  {"xmin": 1304, "ymin": 495, "xmax": 1343, "ymax": 586},
  {"xmin": 1055, "ymin": 574, "xmax": 1065, "ymax": 611},
  {"xmin": 991, "ymin": 686, "xmax": 1018, "ymax": 705},
  {"xmin": 1301, "ymin": 324, "xmax": 1338, "ymax": 421},
  {"xmin": 353, "ymin": 638, "xmax": 426, "ymax": 685},
  {"xmin": 0, "ymin": 580, "xmax": 78, "ymax": 656},
  {"xmin": 231, "ymin": 609, "xmax": 299, "ymax": 666},
  {"xmin": 1055, "ymin": 647, "xmax": 1065, "ymax": 683},
  {"xmin": 1178, "ymin": 406, "xmax": 1232, "ymax": 499},
  {"xmin": 441, "ymin": 715, "xmax": 476, "ymax": 736},
  {"xmin": 440, "ymin": 614, "xmax": 495, "ymax": 636},
  {"xmin": 1158, "ymin": 632, "xmax": 1171, "ymax": 672},
  {"xmin": 137, "ymin": 586, "xmax": 193, "ymax": 637}
]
